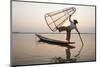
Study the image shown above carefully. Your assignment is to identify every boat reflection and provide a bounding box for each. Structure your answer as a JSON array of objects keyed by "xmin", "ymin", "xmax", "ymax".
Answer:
[{"xmin": 36, "ymin": 34, "xmax": 77, "ymax": 63}]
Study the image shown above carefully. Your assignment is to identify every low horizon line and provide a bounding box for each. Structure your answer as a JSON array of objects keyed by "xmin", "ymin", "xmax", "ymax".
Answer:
[{"xmin": 12, "ymin": 32, "xmax": 95, "ymax": 34}]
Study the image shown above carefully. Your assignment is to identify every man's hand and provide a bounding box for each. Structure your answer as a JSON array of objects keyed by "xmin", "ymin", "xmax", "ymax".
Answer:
[{"xmin": 69, "ymin": 15, "xmax": 72, "ymax": 17}]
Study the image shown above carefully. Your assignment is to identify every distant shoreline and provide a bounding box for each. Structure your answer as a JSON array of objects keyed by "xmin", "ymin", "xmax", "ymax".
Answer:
[{"xmin": 12, "ymin": 32, "xmax": 95, "ymax": 34}]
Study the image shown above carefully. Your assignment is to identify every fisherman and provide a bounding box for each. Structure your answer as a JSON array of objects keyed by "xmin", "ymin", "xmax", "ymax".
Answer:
[{"xmin": 56, "ymin": 15, "xmax": 80, "ymax": 42}]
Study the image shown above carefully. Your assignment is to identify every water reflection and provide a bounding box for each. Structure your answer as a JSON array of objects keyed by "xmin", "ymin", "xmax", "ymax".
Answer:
[{"xmin": 11, "ymin": 33, "xmax": 95, "ymax": 66}]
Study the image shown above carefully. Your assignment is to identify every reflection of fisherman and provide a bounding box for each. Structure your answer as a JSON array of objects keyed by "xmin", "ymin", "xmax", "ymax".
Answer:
[{"xmin": 56, "ymin": 15, "xmax": 80, "ymax": 42}]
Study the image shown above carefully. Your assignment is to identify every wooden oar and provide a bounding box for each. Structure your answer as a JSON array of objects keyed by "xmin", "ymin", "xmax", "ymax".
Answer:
[{"xmin": 74, "ymin": 33, "xmax": 84, "ymax": 57}]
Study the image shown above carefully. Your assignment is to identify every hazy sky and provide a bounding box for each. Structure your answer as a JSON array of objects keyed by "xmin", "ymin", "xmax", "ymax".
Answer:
[{"xmin": 12, "ymin": 1, "xmax": 95, "ymax": 33}]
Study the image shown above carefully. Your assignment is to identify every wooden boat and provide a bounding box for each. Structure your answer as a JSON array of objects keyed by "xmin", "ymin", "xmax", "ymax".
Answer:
[{"xmin": 35, "ymin": 34, "xmax": 75, "ymax": 48}]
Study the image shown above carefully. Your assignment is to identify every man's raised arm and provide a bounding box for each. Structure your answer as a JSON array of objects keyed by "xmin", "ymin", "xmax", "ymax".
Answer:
[{"xmin": 69, "ymin": 15, "xmax": 72, "ymax": 23}]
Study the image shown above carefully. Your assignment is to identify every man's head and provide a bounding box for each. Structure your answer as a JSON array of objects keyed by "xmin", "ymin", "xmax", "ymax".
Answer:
[{"xmin": 73, "ymin": 19, "xmax": 78, "ymax": 24}]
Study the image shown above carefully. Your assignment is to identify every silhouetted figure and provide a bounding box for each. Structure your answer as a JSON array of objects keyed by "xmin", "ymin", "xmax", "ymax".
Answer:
[{"xmin": 57, "ymin": 15, "xmax": 80, "ymax": 42}]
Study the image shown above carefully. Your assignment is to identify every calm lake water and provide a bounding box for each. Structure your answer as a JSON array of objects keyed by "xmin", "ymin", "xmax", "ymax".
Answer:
[{"xmin": 11, "ymin": 33, "xmax": 96, "ymax": 65}]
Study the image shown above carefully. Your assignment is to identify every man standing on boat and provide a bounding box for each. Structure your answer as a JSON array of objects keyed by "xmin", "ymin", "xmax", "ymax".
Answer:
[{"xmin": 56, "ymin": 15, "xmax": 80, "ymax": 42}]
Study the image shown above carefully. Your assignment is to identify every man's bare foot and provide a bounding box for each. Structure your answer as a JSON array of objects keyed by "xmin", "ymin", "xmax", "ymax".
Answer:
[
  {"xmin": 66, "ymin": 39, "xmax": 70, "ymax": 43},
  {"xmin": 56, "ymin": 27, "xmax": 61, "ymax": 32}
]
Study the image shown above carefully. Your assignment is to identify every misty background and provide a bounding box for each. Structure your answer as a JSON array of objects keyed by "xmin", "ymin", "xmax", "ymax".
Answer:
[{"xmin": 12, "ymin": 1, "xmax": 95, "ymax": 33}]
